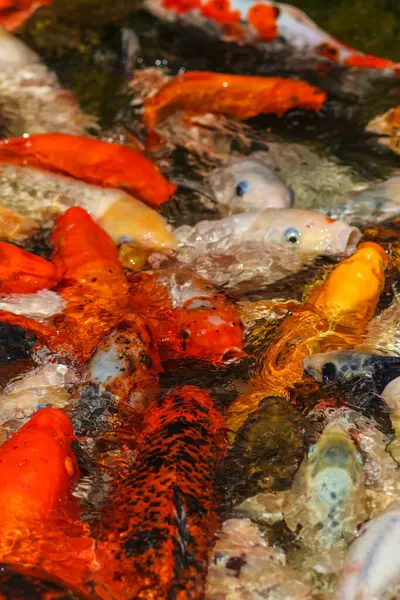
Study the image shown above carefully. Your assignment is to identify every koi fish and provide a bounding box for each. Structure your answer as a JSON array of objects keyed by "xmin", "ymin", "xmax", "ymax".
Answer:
[
  {"xmin": 95, "ymin": 386, "xmax": 225, "ymax": 600},
  {"xmin": 207, "ymin": 154, "xmax": 294, "ymax": 214},
  {"xmin": 175, "ymin": 209, "xmax": 361, "ymax": 255},
  {"xmin": 303, "ymin": 350, "xmax": 400, "ymax": 386},
  {"xmin": 0, "ymin": 363, "xmax": 72, "ymax": 431},
  {"xmin": 334, "ymin": 501, "xmax": 400, "ymax": 600},
  {"xmin": 284, "ymin": 423, "xmax": 365, "ymax": 550},
  {"xmin": 89, "ymin": 314, "xmax": 161, "ymax": 409},
  {"xmin": 0, "ymin": 134, "xmax": 177, "ymax": 207},
  {"xmin": 48, "ymin": 206, "xmax": 129, "ymax": 361},
  {"xmin": 0, "ymin": 241, "xmax": 58, "ymax": 294},
  {"xmin": 323, "ymin": 177, "xmax": 400, "ymax": 225},
  {"xmin": 0, "ymin": 408, "xmax": 95, "ymax": 593},
  {"xmin": 0, "ymin": 163, "xmax": 177, "ymax": 249},
  {"xmin": 0, "ymin": 407, "xmax": 78, "ymax": 530},
  {"xmin": 366, "ymin": 105, "xmax": 400, "ymax": 155},
  {"xmin": 0, "ymin": 1, "xmax": 53, "ymax": 31},
  {"xmin": 0, "ymin": 203, "xmax": 37, "ymax": 243},
  {"xmin": 143, "ymin": 72, "xmax": 326, "ymax": 130},
  {"xmin": 227, "ymin": 242, "xmax": 388, "ymax": 429},
  {"xmin": 0, "ymin": 28, "xmax": 95, "ymax": 136},
  {"xmin": 145, "ymin": 0, "xmax": 398, "ymax": 72},
  {"xmin": 206, "ymin": 518, "xmax": 311, "ymax": 599},
  {"xmin": 0, "ymin": 289, "xmax": 66, "ymax": 320},
  {"xmin": 128, "ymin": 267, "xmax": 245, "ymax": 365}
]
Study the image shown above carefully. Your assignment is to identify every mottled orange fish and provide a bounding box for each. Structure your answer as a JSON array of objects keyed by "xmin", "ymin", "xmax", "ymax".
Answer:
[
  {"xmin": 95, "ymin": 386, "xmax": 225, "ymax": 600},
  {"xmin": 0, "ymin": 408, "xmax": 95, "ymax": 594},
  {"xmin": 0, "ymin": 134, "xmax": 177, "ymax": 207},
  {"xmin": 228, "ymin": 242, "xmax": 389, "ymax": 431},
  {"xmin": 0, "ymin": 241, "xmax": 58, "ymax": 294},
  {"xmin": 143, "ymin": 72, "xmax": 327, "ymax": 130},
  {"xmin": 0, "ymin": 0, "xmax": 53, "ymax": 31}
]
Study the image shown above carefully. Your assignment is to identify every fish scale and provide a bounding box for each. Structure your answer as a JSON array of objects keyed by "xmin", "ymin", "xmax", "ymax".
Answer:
[{"xmin": 94, "ymin": 386, "xmax": 225, "ymax": 600}]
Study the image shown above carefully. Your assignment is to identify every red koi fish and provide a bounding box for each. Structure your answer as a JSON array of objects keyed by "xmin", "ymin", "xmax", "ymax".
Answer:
[
  {"xmin": 0, "ymin": 408, "xmax": 95, "ymax": 594},
  {"xmin": 95, "ymin": 386, "xmax": 225, "ymax": 600},
  {"xmin": 144, "ymin": 71, "xmax": 327, "ymax": 130},
  {"xmin": 146, "ymin": 0, "xmax": 398, "ymax": 73},
  {"xmin": 0, "ymin": 0, "xmax": 53, "ymax": 31},
  {"xmin": 0, "ymin": 134, "xmax": 177, "ymax": 207},
  {"xmin": 0, "ymin": 241, "xmax": 58, "ymax": 294},
  {"xmin": 127, "ymin": 269, "xmax": 245, "ymax": 366}
]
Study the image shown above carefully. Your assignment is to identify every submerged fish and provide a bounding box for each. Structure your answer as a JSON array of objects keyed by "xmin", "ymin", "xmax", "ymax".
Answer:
[
  {"xmin": 366, "ymin": 105, "xmax": 400, "ymax": 155},
  {"xmin": 207, "ymin": 154, "xmax": 294, "ymax": 214},
  {"xmin": 95, "ymin": 386, "xmax": 225, "ymax": 600},
  {"xmin": 0, "ymin": 289, "xmax": 66, "ymax": 320},
  {"xmin": 143, "ymin": 71, "xmax": 326, "ymax": 130},
  {"xmin": 175, "ymin": 208, "xmax": 361, "ymax": 256},
  {"xmin": 0, "ymin": 362, "xmax": 72, "ymax": 432},
  {"xmin": 146, "ymin": 0, "xmax": 397, "ymax": 71},
  {"xmin": 334, "ymin": 500, "xmax": 400, "ymax": 600},
  {"xmin": 205, "ymin": 518, "xmax": 310, "ymax": 600},
  {"xmin": 323, "ymin": 177, "xmax": 400, "ymax": 225},
  {"xmin": 220, "ymin": 396, "xmax": 305, "ymax": 506},
  {"xmin": 284, "ymin": 423, "xmax": 365, "ymax": 550},
  {"xmin": 0, "ymin": 163, "xmax": 176, "ymax": 249},
  {"xmin": 0, "ymin": 28, "xmax": 95, "ymax": 136},
  {"xmin": 0, "ymin": 133, "xmax": 177, "ymax": 207}
]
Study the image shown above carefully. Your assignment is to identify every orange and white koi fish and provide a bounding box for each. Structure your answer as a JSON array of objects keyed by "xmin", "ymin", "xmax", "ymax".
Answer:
[
  {"xmin": 146, "ymin": 0, "xmax": 398, "ymax": 72},
  {"xmin": 144, "ymin": 71, "xmax": 326, "ymax": 130},
  {"xmin": 0, "ymin": 134, "xmax": 177, "ymax": 207},
  {"xmin": 0, "ymin": 163, "xmax": 176, "ymax": 250}
]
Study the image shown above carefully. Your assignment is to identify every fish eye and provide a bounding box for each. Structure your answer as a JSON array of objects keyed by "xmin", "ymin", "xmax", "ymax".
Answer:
[
  {"xmin": 283, "ymin": 227, "xmax": 300, "ymax": 245},
  {"xmin": 322, "ymin": 362, "xmax": 337, "ymax": 382},
  {"xmin": 235, "ymin": 181, "xmax": 249, "ymax": 197}
]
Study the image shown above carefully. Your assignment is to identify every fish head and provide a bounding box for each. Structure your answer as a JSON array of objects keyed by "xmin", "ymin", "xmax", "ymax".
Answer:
[
  {"xmin": 176, "ymin": 295, "xmax": 245, "ymax": 365},
  {"xmin": 382, "ymin": 375, "xmax": 400, "ymax": 412},
  {"xmin": 252, "ymin": 209, "xmax": 361, "ymax": 255},
  {"xmin": 302, "ymin": 350, "xmax": 371, "ymax": 382},
  {"xmin": 209, "ymin": 157, "xmax": 293, "ymax": 214},
  {"xmin": 308, "ymin": 424, "xmax": 362, "ymax": 487}
]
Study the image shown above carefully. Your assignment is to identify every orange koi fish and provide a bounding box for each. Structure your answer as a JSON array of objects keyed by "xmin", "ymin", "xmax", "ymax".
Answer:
[
  {"xmin": 48, "ymin": 207, "xmax": 130, "ymax": 361},
  {"xmin": 146, "ymin": 0, "xmax": 398, "ymax": 73},
  {"xmin": 0, "ymin": 0, "xmax": 53, "ymax": 31},
  {"xmin": 228, "ymin": 242, "xmax": 389, "ymax": 431},
  {"xmin": 0, "ymin": 408, "xmax": 95, "ymax": 594},
  {"xmin": 0, "ymin": 241, "xmax": 58, "ymax": 294},
  {"xmin": 0, "ymin": 207, "xmax": 129, "ymax": 361},
  {"xmin": 143, "ymin": 72, "xmax": 327, "ymax": 130},
  {"xmin": 127, "ymin": 269, "xmax": 245, "ymax": 366},
  {"xmin": 95, "ymin": 386, "xmax": 225, "ymax": 600},
  {"xmin": 0, "ymin": 134, "xmax": 177, "ymax": 207}
]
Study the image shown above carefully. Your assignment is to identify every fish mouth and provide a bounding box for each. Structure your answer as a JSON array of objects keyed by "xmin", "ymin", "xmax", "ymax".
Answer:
[
  {"xmin": 330, "ymin": 226, "xmax": 362, "ymax": 255},
  {"xmin": 221, "ymin": 347, "xmax": 247, "ymax": 364}
]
